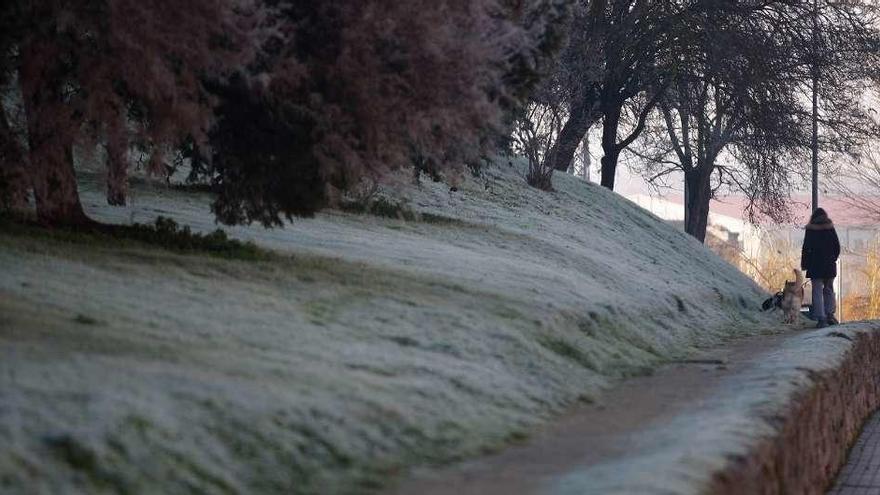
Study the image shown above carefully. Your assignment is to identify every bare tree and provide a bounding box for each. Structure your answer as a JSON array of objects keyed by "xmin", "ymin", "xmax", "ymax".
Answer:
[
  {"xmin": 636, "ymin": 0, "xmax": 880, "ymax": 242},
  {"xmin": 577, "ymin": 132, "xmax": 592, "ymax": 180},
  {"xmin": 841, "ymin": 238, "xmax": 880, "ymax": 320},
  {"xmin": 511, "ymin": 99, "xmax": 568, "ymax": 190},
  {"xmin": 541, "ymin": 0, "xmax": 689, "ymax": 192},
  {"xmin": 540, "ymin": 0, "xmax": 606, "ymax": 175},
  {"xmin": 831, "ymin": 147, "xmax": 880, "ymax": 221}
]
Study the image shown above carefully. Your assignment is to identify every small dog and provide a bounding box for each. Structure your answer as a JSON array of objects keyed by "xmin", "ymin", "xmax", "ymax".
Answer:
[
  {"xmin": 780, "ymin": 268, "xmax": 804, "ymax": 324},
  {"xmin": 761, "ymin": 291, "xmax": 784, "ymax": 311}
]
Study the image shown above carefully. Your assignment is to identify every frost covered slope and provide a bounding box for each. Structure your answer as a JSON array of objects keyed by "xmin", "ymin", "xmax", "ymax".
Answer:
[{"xmin": 0, "ymin": 161, "xmax": 774, "ymax": 494}]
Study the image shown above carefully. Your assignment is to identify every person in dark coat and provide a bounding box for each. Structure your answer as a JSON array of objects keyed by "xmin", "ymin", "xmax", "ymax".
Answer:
[{"xmin": 801, "ymin": 208, "xmax": 841, "ymax": 328}]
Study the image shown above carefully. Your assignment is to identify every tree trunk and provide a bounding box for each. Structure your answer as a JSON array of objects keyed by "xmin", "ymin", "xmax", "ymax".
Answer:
[
  {"xmin": 683, "ymin": 164, "xmax": 713, "ymax": 242},
  {"xmin": 105, "ymin": 114, "xmax": 128, "ymax": 206},
  {"xmin": 19, "ymin": 36, "xmax": 90, "ymax": 226},
  {"xmin": 581, "ymin": 133, "xmax": 591, "ymax": 181},
  {"xmin": 547, "ymin": 89, "xmax": 600, "ymax": 172},
  {"xmin": 599, "ymin": 103, "xmax": 622, "ymax": 190},
  {"xmin": 0, "ymin": 107, "xmax": 30, "ymax": 214},
  {"xmin": 546, "ymin": 0, "xmax": 607, "ymax": 173}
]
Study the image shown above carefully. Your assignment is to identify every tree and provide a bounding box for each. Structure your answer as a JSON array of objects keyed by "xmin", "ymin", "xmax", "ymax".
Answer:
[
  {"xmin": 637, "ymin": 0, "xmax": 880, "ymax": 242},
  {"xmin": 508, "ymin": 16, "xmax": 579, "ymax": 191},
  {"xmin": 0, "ymin": 95, "xmax": 28, "ymax": 214},
  {"xmin": 2, "ymin": 1, "xmax": 542, "ymax": 227},
  {"xmin": 510, "ymin": 92, "xmax": 569, "ymax": 190},
  {"xmin": 540, "ymin": 0, "xmax": 687, "ymax": 191},
  {"xmin": 203, "ymin": 0, "xmax": 547, "ymax": 226},
  {"xmin": 1, "ymin": 0, "xmax": 259, "ymax": 225},
  {"xmin": 501, "ymin": 0, "xmax": 576, "ymax": 105},
  {"xmin": 540, "ymin": 0, "xmax": 606, "ymax": 175},
  {"xmin": 0, "ymin": 5, "xmax": 29, "ymax": 216},
  {"xmin": 640, "ymin": 76, "xmax": 804, "ymax": 241},
  {"xmin": 832, "ymin": 147, "xmax": 880, "ymax": 221},
  {"xmin": 841, "ymin": 239, "xmax": 880, "ymax": 320}
]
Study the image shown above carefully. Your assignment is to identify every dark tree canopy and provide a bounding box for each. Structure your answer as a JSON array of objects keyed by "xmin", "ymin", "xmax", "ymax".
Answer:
[
  {"xmin": 1, "ymin": 0, "xmax": 561, "ymax": 227},
  {"xmin": 0, "ymin": 0, "xmax": 259, "ymax": 224},
  {"xmin": 203, "ymin": 0, "xmax": 524, "ymax": 226}
]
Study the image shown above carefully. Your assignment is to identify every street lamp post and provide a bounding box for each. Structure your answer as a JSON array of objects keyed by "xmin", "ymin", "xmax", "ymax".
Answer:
[{"xmin": 811, "ymin": 0, "xmax": 819, "ymax": 212}]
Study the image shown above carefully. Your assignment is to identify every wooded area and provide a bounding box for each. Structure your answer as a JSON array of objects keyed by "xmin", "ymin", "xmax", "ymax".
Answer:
[{"xmin": 1, "ymin": 0, "xmax": 879, "ymax": 241}]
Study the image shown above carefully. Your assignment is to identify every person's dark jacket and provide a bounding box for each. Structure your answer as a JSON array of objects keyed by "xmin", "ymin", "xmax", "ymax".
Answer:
[{"xmin": 801, "ymin": 213, "xmax": 840, "ymax": 279}]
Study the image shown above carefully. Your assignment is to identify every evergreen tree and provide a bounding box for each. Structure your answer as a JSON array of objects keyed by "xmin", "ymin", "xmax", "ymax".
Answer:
[{"xmin": 0, "ymin": 0, "xmax": 259, "ymax": 224}]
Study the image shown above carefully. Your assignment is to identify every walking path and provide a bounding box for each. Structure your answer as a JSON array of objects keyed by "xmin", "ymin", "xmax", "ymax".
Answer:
[
  {"xmin": 828, "ymin": 410, "xmax": 880, "ymax": 495},
  {"xmin": 388, "ymin": 330, "xmax": 801, "ymax": 495},
  {"xmin": 388, "ymin": 324, "xmax": 880, "ymax": 495}
]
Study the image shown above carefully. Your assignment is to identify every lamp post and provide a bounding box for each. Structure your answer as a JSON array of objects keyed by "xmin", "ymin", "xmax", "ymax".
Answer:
[{"xmin": 811, "ymin": 0, "xmax": 820, "ymax": 212}]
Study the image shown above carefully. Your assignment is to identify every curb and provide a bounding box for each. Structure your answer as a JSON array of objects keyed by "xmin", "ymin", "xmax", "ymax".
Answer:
[{"xmin": 711, "ymin": 328, "xmax": 880, "ymax": 495}]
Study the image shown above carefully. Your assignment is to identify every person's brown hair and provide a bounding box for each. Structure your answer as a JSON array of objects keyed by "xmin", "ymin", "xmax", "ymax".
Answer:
[{"xmin": 810, "ymin": 208, "xmax": 829, "ymax": 223}]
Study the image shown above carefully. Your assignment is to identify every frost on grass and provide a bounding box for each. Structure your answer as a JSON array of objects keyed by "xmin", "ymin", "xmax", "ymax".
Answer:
[{"xmin": 0, "ymin": 160, "xmax": 775, "ymax": 493}]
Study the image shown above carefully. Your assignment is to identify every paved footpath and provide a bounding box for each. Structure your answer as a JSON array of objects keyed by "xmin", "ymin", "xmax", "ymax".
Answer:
[
  {"xmin": 828, "ymin": 410, "xmax": 880, "ymax": 495},
  {"xmin": 388, "ymin": 332, "xmax": 796, "ymax": 495}
]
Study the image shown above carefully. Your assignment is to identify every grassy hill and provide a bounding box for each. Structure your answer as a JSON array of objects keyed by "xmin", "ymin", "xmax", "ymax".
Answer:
[{"xmin": 0, "ymin": 160, "xmax": 774, "ymax": 494}]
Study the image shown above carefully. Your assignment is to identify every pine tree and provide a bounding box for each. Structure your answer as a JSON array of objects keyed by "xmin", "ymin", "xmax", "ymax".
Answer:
[
  {"xmin": 202, "ymin": 0, "xmax": 541, "ymax": 226},
  {"xmin": 3, "ymin": 0, "xmax": 545, "ymax": 227},
  {"xmin": 1, "ymin": 0, "xmax": 260, "ymax": 224}
]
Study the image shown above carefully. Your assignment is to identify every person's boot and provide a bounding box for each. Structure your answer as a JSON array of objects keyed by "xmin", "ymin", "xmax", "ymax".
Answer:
[
  {"xmin": 828, "ymin": 315, "xmax": 839, "ymax": 326},
  {"xmin": 816, "ymin": 319, "xmax": 829, "ymax": 329}
]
